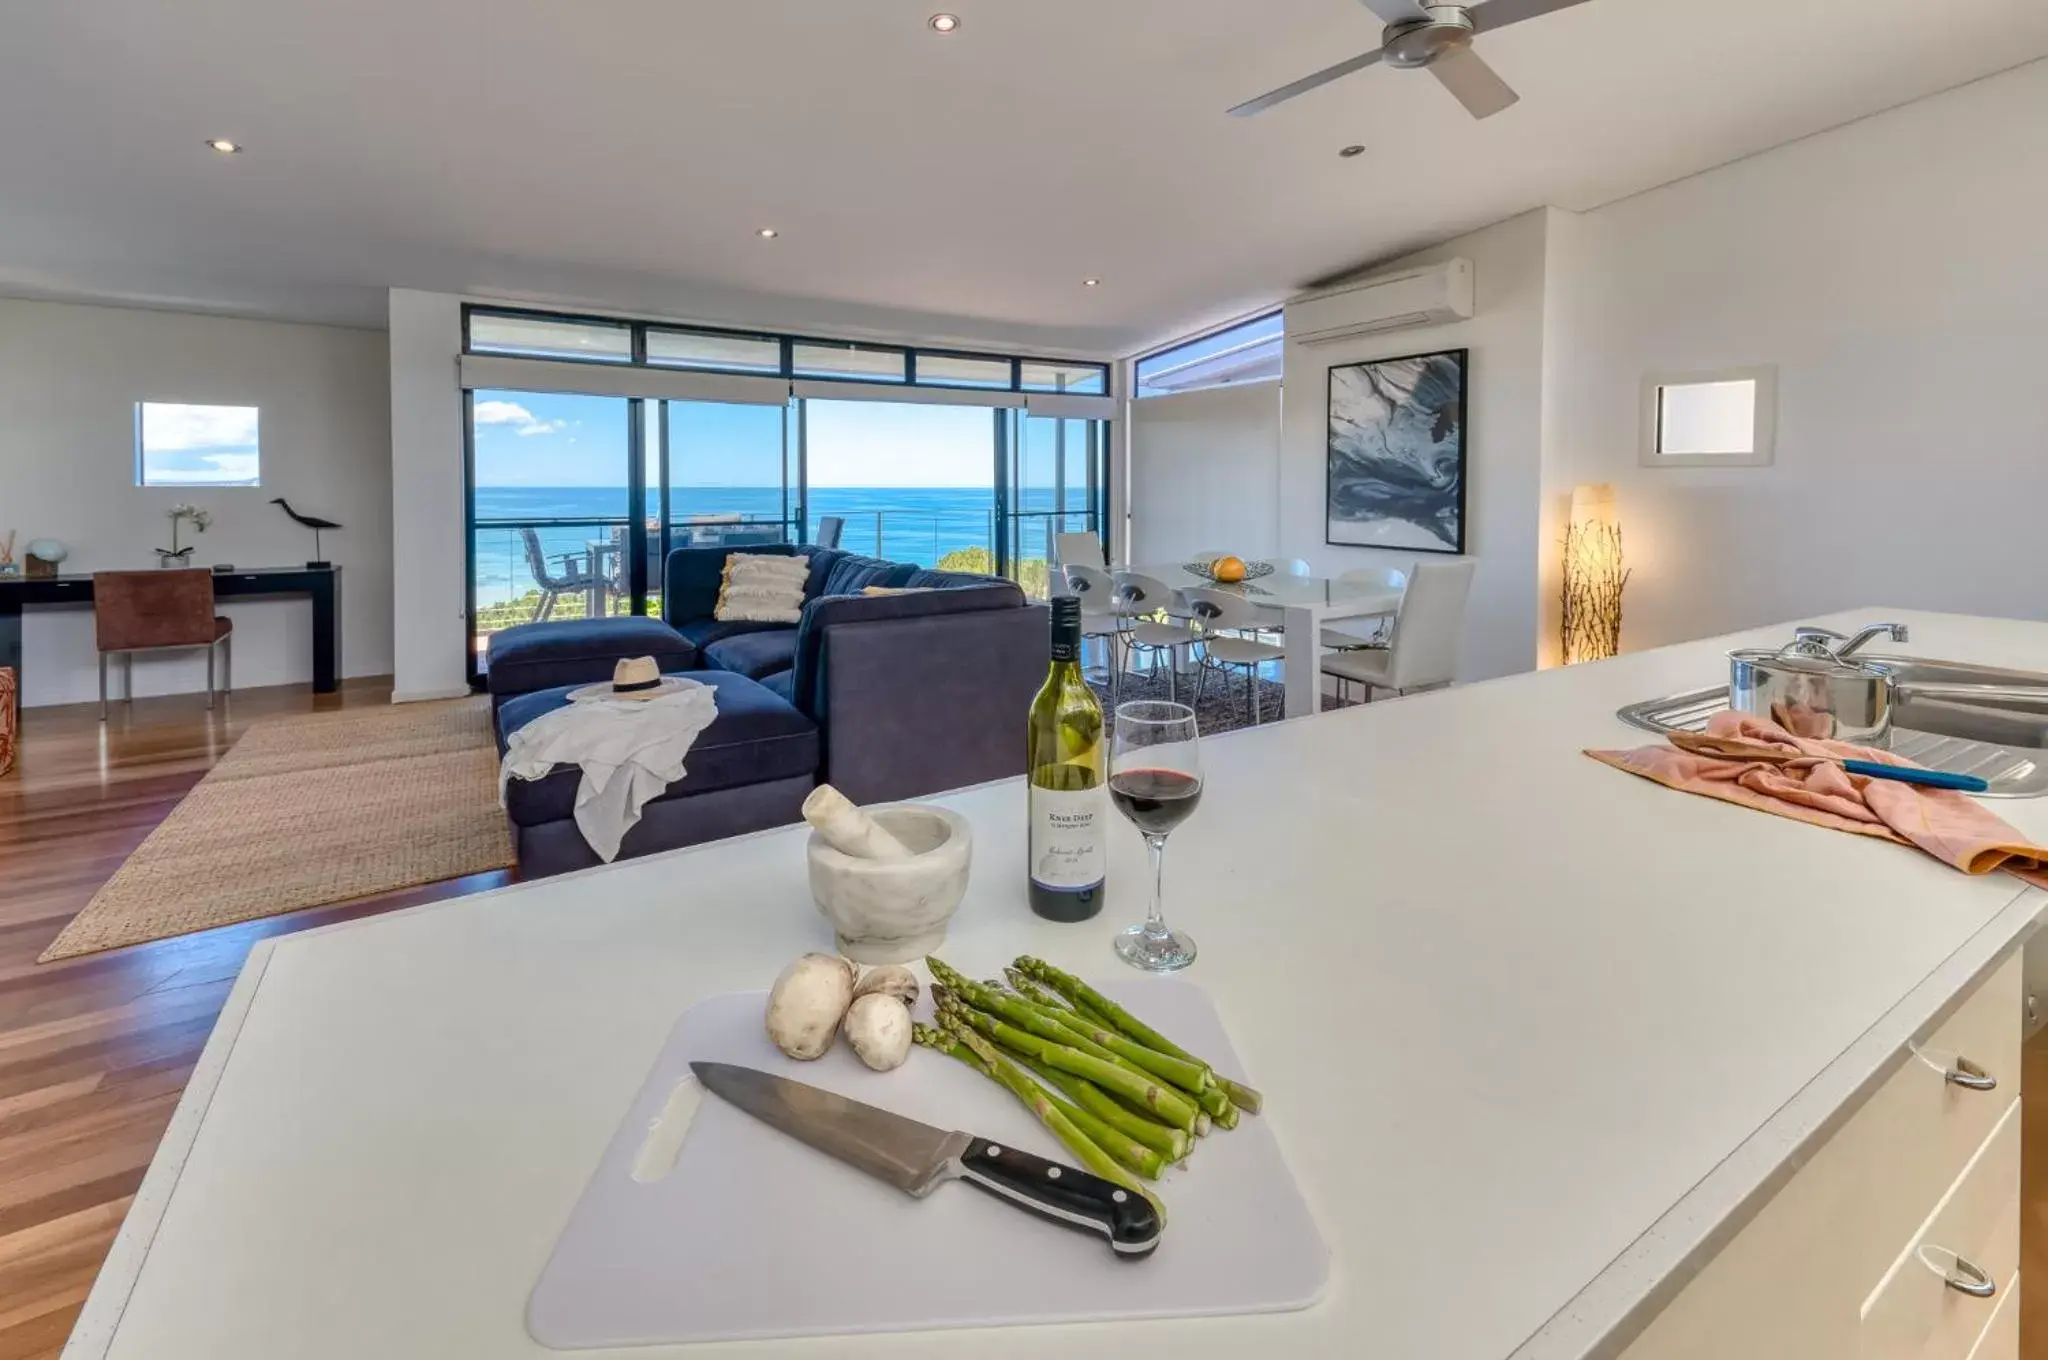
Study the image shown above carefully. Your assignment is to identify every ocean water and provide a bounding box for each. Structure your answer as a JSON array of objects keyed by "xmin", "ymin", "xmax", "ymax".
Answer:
[{"xmin": 473, "ymin": 485, "xmax": 1088, "ymax": 606}]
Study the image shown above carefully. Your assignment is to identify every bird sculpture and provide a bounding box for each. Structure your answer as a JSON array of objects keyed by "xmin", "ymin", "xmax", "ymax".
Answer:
[{"xmin": 269, "ymin": 498, "xmax": 343, "ymax": 567}]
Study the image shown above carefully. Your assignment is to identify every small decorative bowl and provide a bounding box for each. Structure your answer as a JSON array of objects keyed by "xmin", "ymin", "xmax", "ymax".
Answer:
[{"xmin": 807, "ymin": 805, "xmax": 973, "ymax": 964}]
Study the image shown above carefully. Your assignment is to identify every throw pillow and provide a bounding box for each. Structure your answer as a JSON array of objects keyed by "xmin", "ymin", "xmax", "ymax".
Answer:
[
  {"xmin": 859, "ymin": 586, "xmax": 934, "ymax": 598},
  {"xmin": 715, "ymin": 553, "xmax": 810, "ymax": 623}
]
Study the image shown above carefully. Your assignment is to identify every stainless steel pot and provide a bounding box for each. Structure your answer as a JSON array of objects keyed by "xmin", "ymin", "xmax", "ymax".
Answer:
[{"xmin": 1728, "ymin": 632, "xmax": 2048, "ymax": 747}]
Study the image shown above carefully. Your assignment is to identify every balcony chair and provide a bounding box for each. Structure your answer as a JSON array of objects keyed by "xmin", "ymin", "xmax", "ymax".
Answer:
[{"xmin": 519, "ymin": 527, "xmax": 610, "ymax": 622}]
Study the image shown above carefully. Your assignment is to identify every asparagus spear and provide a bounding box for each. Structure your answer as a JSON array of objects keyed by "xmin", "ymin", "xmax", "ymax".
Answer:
[
  {"xmin": 936, "ymin": 994, "xmax": 1201, "ymax": 1133},
  {"xmin": 1014, "ymin": 1054, "xmax": 1191, "ymax": 1163},
  {"xmin": 1015, "ymin": 955, "xmax": 1266, "ymax": 1115},
  {"xmin": 929, "ymin": 960, "xmax": 1213, "ymax": 1095},
  {"xmin": 915, "ymin": 1025, "xmax": 1164, "ymax": 1179},
  {"xmin": 940, "ymin": 1018, "xmax": 1166, "ymax": 1220}
]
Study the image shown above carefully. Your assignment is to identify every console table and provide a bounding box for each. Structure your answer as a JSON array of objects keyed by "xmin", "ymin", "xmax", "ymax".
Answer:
[{"xmin": 0, "ymin": 566, "xmax": 342, "ymax": 698}]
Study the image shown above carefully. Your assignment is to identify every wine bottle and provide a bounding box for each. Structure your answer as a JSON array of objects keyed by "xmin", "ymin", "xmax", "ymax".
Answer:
[{"xmin": 1026, "ymin": 597, "xmax": 1107, "ymax": 921}]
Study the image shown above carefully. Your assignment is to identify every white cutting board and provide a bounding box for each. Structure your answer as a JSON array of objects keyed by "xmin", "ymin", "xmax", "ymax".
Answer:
[{"xmin": 528, "ymin": 978, "xmax": 1328, "ymax": 1348}]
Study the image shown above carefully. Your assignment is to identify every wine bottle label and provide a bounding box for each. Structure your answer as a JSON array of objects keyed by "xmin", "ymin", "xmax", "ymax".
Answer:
[{"xmin": 1029, "ymin": 785, "xmax": 1106, "ymax": 890}]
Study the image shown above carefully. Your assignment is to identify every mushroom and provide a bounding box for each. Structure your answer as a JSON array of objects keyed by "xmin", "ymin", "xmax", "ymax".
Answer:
[
  {"xmin": 842, "ymin": 992, "xmax": 914, "ymax": 1072},
  {"xmin": 852, "ymin": 964, "xmax": 921, "ymax": 1008},
  {"xmin": 765, "ymin": 953, "xmax": 857, "ymax": 1060}
]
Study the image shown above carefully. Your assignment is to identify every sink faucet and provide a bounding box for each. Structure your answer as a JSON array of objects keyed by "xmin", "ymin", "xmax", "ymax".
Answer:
[{"xmin": 1792, "ymin": 622, "xmax": 1910, "ymax": 661}]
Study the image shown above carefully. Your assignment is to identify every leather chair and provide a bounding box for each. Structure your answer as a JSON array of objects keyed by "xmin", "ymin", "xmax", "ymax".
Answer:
[{"xmin": 93, "ymin": 570, "xmax": 233, "ymax": 719}]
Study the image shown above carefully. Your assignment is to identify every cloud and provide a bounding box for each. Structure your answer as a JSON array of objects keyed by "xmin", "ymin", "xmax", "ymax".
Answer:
[
  {"xmin": 474, "ymin": 399, "xmax": 567, "ymax": 437},
  {"xmin": 140, "ymin": 402, "xmax": 259, "ymax": 452}
]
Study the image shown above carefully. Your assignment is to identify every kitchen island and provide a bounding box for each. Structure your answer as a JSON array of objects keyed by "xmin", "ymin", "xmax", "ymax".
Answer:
[{"xmin": 64, "ymin": 609, "xmax": 2048, "ymax": 1359}]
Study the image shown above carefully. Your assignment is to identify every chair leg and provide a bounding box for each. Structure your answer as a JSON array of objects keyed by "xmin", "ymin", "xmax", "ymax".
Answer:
[
  {"xmin": 124, "ymin": 653, "xmax": 134, "ymax": 707},
  {"xmin": 1251, "ymin": 664, "xmax": 1262, "ymax": 726},
  {"xmin": 1167, "ymin": 650, "xmax": 1177, "ymax": 705},
  {"xmin": 222, "ymin": 633, "xmax": 232, "ymax": 699},
  {"xmin": 206, "ymin": 644, "xmax": 216, "ymax": 709},
  {"xmin": 99, "ymin": 653, "xmax": 109, "ymax": 721}
]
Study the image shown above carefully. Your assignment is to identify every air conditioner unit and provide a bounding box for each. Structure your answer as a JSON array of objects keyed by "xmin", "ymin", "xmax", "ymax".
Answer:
[{"xmin": 1286, "ymin": 258, "xmax": 1474, "ymax": 346}]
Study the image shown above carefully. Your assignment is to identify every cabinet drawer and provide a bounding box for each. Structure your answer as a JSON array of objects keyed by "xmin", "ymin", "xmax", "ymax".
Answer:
[
  {"xmin": 1842, "ymin": 955, "xmax": 2020, "ymax": 1291},
  {"xmin": 1963, "ymin": 1270, "xmax": 2016, "ymax": 1360},
  {"xmin": 1859, "ymin": 1097, "xmax": 2018, "ymax": 1359}
]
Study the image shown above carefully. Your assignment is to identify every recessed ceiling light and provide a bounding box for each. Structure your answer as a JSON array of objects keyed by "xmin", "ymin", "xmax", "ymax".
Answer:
[
  {"xmin": 1339, "ymin": 144, "xmax": 1366, "ymax": 158},
  {"xmin": 929, "ymin": 13, "xmax": 960, "ymax": 32},
  {"xmin": 206, "ymin": 138, "xmax": 243, "ymax": 154},
  {"xmin": 757, "ymin": 227, "xmax": 779, "ymax": 239},
  {"xmin": 1083, "ymin": 278, "xmax": 1100, "ymax": 288}
]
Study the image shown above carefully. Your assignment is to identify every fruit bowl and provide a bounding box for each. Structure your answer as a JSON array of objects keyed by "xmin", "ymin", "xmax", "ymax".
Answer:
[{"xmin": 1181, "ymin": 556, "xmax": 1275, "ymax": 584}]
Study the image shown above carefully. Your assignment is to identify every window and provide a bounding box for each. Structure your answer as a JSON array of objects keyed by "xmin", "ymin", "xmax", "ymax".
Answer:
[
  {"xmin": 646, "ymin": 327, "xmax": 781, "ymax": 374},
  {"xmin": 135, "ymin": 402, "xmax": 261, "ymax": 486},
  {"xmin": 792, "ymin": 341, "xmax": 908, "ymax": 383},
  {"xmin": 914, "ymin": 352, "xmax": 1013, "ymax": 389},
  {"xmin": 1641, "ymin": 366, "xmax": 1777, "ymax": 467},
  {"xmin": 1019, "ymin": 360, "xmax": 1108, "ymax": 395},
  {"xmin": 468, "ymin": 311, "xmax": 632, "ymax": 363},
  {"xmin": 1135, "ymin": 312, "xmax": 1283, "ymax": 398}
]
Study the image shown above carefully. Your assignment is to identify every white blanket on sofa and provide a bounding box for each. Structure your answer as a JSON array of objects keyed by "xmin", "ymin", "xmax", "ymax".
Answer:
[{"xmin": 499, "ymin": 682, "xmax": 721, "ymax": 863}]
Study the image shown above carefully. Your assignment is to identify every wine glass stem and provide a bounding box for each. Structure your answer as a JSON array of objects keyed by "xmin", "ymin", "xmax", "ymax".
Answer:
[{"xmin": 1143, "ymin": 833, "xmax": 1170, "ymax": 938}]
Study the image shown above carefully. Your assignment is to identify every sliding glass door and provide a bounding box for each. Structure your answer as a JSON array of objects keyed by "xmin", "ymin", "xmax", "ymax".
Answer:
[
  {"xmin": 1005, "ymin": 413, "xmax": 1105, "ymax": 597},
  {"xmin": 801, "ymin": 399, "xmax": 1000, "ymax": 571},
  {"xmin": 469, "ymin": 390, "xmax": 634, "ymax": 655},
  {"xmin": 468, "ymin": 387, "xmax": 1109, "ymax": 672}
]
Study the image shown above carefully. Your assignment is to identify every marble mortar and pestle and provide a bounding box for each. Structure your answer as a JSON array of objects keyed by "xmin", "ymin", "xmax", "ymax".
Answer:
[{"xmin": 802, "ymin": 785, "xmax": 973, "ymax": 965}]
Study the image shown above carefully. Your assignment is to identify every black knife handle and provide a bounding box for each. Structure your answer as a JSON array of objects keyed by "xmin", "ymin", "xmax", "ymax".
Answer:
[{"xmin": 956, "ymin": 1136, "xmax": 1161, "ymax": 1256}]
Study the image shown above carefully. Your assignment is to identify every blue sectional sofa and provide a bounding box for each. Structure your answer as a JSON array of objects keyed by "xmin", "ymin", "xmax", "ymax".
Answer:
[{"xmin": 487, "ymin": 544, "xmax": 1049, "ymax": 876}]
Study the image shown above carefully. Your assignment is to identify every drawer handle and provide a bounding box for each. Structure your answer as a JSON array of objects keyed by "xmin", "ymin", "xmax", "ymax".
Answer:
[
  {"xmin": 1942, "ymin": 1253, "xmax": 1997, "ymax": 1299},
  {"xmin": 1944, "ymin": 1056, "xmax": 1997, "ymax": 1091}
]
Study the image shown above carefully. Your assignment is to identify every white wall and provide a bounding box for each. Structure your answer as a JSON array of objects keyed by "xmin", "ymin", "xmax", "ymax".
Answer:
[
  {"xmin": 1546, "ymin": 59, "xmax": 2048, "ymax": 654},
  {"xmin": 0, "ymin": 298, "xmax": 392, "ymax": 707},
  {"xmin": 1129, "ymin": 382, "xmax": 1281, "ymax": 567},
  {"xmin": 386, "ymin": 289, "xmax": 469, "ymax": 702},
  {"xmin": 1280, "ymin": 209, "xmax": 1556, "ymax": 681}
]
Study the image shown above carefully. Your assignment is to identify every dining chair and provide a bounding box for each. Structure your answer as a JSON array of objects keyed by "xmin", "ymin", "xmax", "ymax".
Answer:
[
  {"xmin": 1320, "ymin": 558, "xmax": 1475, "ymax": 704},
  {"xmin": 92, "ymin": 570, "xmax": 233, "ymax": 720},
  {"xmin": 1321, "ymin": 564, "xmax": 1410, "ymax": 651},
  {"xmin": 1054, "ymin": 530, "xmax": 1106, "ymax": 574},
  {"xmin": 1111, "ymin": 570, "xmax": 1202, "ymax": 703},
  {"xmin": 1063, "ymin": 564, "xmax": 1127, "ymax": 705},
  {"xmin": 1185, "ymin": 588, "xmax": 1287, "ymax": 727}
]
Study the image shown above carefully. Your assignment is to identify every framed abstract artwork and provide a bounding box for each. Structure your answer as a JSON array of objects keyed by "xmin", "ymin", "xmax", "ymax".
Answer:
[{"xmin": 1325, "ymin": 348, "xmax": 1468, "ymax": 554}]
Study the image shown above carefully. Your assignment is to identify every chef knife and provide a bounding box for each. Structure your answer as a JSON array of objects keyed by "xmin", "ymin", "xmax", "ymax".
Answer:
[{"xmin": 690, "ymin": 1061, "xmax": 1161, "ymax": 1257}]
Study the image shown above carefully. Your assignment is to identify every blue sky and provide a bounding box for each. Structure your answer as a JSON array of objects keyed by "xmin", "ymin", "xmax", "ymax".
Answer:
[{"xmin": 472, "ymin": 390, "xmax": 1019, "ymax": 489}]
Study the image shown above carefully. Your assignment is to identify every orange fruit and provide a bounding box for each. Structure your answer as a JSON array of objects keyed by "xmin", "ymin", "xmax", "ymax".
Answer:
[{"xmin": 1212, "ymin": 555, "xmax": 1247, "ymax": 583}]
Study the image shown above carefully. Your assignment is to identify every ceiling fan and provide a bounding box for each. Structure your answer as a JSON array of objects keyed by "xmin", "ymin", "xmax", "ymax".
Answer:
[{"xmin": 1230, "ymin": 0, "xmax": 1596, "ymax": 121}]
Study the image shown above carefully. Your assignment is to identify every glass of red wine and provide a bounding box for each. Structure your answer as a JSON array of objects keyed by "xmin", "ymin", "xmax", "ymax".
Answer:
[{"xmin": 1108, "ymin": 700, "xmax": 1202, "ymax": 972}]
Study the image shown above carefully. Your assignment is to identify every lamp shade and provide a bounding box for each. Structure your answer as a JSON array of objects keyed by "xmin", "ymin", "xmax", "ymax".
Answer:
[{"xmin": 1568, "ymin": 483, "xmax": 1618, "ymax": 528}]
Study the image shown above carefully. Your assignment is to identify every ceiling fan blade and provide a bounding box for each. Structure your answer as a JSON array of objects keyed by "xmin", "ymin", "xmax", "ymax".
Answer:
[
  {"xmin": 1468, "ymin": 0, "xmax": 1599, "ymax": 36},
  {"xmin": 1357, "ymin": 0, "xmax": 1432, "ymax": 23},
  {"xmin": 1429, "ymin": 45, "xmax": 1520, "ymax": 119},
  {"xmin": 1228, "ymin": 48, "xmax": 1385, "ymax": 117}
]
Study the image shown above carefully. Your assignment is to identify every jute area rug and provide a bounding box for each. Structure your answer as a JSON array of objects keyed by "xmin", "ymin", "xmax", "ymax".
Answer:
[{"xmin": 40, "ymin": 698, "xmax": 514, "ymax": 962}]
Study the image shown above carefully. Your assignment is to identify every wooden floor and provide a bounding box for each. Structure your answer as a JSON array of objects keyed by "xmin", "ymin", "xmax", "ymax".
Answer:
[
  {"xmin": 0, "ymin": 679, "xmax": 509, "ymax": 1360},
  {"xmin": 1, "ymin": 683, "xmax": 2045, "ymax": 1357}
]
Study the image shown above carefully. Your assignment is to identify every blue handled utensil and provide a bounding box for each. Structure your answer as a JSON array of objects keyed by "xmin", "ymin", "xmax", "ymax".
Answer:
[
  {"xmin": 1838, "ymin": 760, "xmax": 1989, "ymax": 793},
  {"xmin": 1667, "ymin": 731, "xmax": 1990, "ymax": 793}
]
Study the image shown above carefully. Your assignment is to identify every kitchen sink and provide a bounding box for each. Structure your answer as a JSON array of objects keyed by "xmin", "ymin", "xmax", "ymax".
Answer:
[{"xmin": 1617, "ymin": 655, "xmax": 2048, "ymax": 797}]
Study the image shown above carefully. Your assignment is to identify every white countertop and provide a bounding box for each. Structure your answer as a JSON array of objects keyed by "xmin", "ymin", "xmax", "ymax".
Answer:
[{"xmin": 68, "ymin": 608, "xmax": 2048, "ymax": 1360}]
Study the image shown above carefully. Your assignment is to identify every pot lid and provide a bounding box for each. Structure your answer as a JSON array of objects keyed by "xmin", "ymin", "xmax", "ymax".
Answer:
[{"xmin": 1728, "ymin": 642, "xmax": 1887, "ymax": 679}]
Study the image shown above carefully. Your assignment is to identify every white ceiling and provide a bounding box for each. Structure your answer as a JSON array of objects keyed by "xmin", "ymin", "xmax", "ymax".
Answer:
[{"xmin": 3, "ymin": 1, "xmax": 2044, "ymax": 358}]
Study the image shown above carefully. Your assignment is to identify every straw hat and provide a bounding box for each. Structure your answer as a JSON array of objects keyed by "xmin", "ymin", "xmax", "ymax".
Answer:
[{"xmin": 567, "ymin": 656, "xmax": 692, "ymax": 703}]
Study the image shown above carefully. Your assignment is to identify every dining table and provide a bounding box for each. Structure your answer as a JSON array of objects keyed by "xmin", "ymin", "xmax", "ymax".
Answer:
[{"xmin": 1124, "ymin": 561, "xmax": 1403, "ymax": 716}]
